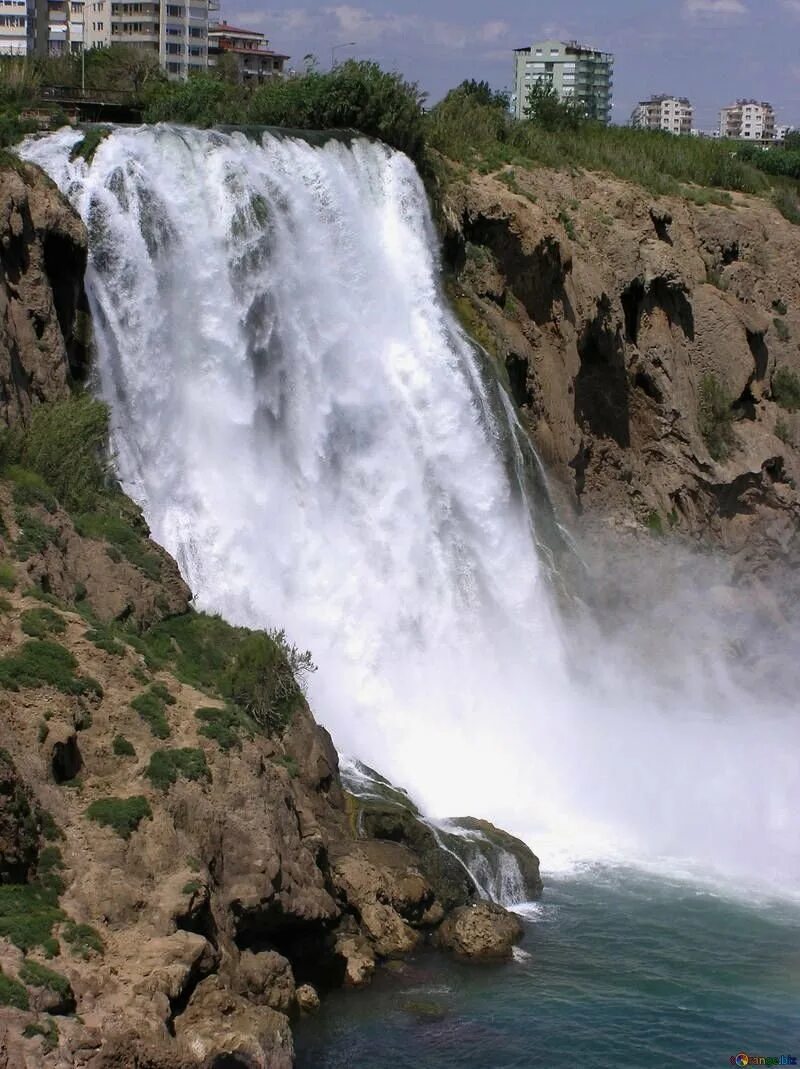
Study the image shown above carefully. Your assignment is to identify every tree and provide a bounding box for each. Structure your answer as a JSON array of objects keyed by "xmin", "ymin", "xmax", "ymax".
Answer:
[
  {"xmin": 455, "ymin": 79, "xmax": 509, "ymax": 111},
  {"xmin": 524, "ymin": 82, "xmax": 585, "ymax": 131},
  {"xmin": 784, "ymin": 130, "xmax": 800, "ymax": 151}
]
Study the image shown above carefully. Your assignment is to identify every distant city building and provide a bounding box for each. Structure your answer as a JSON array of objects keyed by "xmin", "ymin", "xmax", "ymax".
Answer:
[
  {"xmin": 512, "ymin": 39, "xmax": 614, "ymax": 123},
  {"xmin": 631, "ymin": 94, "xmax": 693, "ymax": 135},
  {"xmin": 85, "ymin": 0, "xmax": 218, "ymax": 76},
  {"xmin": 0, "ymin": 0, "xmax": 30, "ymax": 54},
  {"xmin": 719, "ymin": 100, "xmax": 776, "ymax": 141},
  {"xmin": 775, "ymin": 124, "xmax": 796, "ymax": 142},
  {"xmin": 0, "ymin": 0, "xmax": 84, "ymax": 57},
  {"xmin": 208, "ymin": 21, "xmax": 287, "ymax": 80}
]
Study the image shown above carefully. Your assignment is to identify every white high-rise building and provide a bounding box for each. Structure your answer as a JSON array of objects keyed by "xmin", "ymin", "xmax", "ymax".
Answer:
[
  {"xmin": 0, "ymin": 0, "xmax": 31, "ymax": 54},
  {"xmin": 85, "ymin": 0, "xmax": 216, "ymax": 77},
  {"xmin": 512, "ymin": 39, "xmax": 614, "ymax": 123},
  {"xmin": 631, "ymin": 95, "xmax": 693, "ymax": 135},
  {"xmin": 719, "ymin": 100, "xmax": 776, "ymax": 141}
]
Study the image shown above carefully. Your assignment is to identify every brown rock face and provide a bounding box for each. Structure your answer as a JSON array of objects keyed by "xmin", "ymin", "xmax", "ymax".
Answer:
[
  {"xmin": 0, "ymin": 160, "xmax": 89, "ymax": 425},
  {"xmin": 435, "ymin": 901, "xmax": 523, "ymax": 961},
  {"xmin": 442, "ymin": 166, "xmax": 800, "ymax": 596}
]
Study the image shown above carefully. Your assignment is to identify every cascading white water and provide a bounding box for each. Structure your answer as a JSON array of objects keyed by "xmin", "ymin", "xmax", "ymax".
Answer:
[{"xmin": 22, "ymin": 126, "xmax": 800, "ymax": 896}]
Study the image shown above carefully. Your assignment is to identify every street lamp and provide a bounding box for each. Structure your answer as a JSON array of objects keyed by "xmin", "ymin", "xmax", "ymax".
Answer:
[{"xmin": 331, "ymin": 41, "xmax": 355, "ymax": 69}]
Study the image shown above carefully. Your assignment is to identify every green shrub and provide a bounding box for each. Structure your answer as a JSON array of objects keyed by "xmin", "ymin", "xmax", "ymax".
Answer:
[
  {"xmin": 775, "ymin": 417, "xmax": 793, "ymax": 444},
  {"xmin": 6, "ymin": 467, "xmax": 56, "ymax": 512},
  {"xmin": 131, "ymin": 688, "xmax": 171, "ymax": 739},
  {"xmin": 557, "ymin": 208, "xmax": 576, "ymax": 240},
  {"xmin": 37, "ymin": 846, "xmax": 65, "ymax": 897},
  {"xmin": 19, "ymin": 958, "xmax": 71, "ymax": 999},
  {"xmin": 275, "ymin": 754, "xmax": 299, "ymax": 778},
  {"xmin": 85, "ymin": 627, "xmax": 125, "ymax": 656},
  {"xmin": 0, "ymin": 561, "xmax": 15, "ymax": 591},
  {"xmin": 0, "ymin": 969, "xmax": 29, "ymax": 1010},
  {"xmin": 698, "ymin": 374, "xmax": 736, "ymax": 461},
  {"xmin": 772, "ymin": 367, "xmax": 800, "ymax": 411},
  {"xmin": 773, "ymin": 317, "xmax": 791, "ymax": 342},
  {"xmin": 74, "ymin": 509, "xmax": 161, "ymax": 580},
  {"xmin": 70, "ymin": 126, "xmax": 111, "ymax": 163},
  {"xmin": 62, "ymin": 920, "xmax": 103, "ymax": 959},
  {"xmin": 14, "ymin": 509, "xmax": 57, "ymax": 561},
  {"xmin": 21, "ymin": 607, "xmax": 66, "ymax": 639},
  {"xmin": 112, "ymin": 734, "xmax": 136, "ymax": 757},
  {"xmin": 772, "ymin": 298, "xmax": 788, "ymax": 316},
  {"xmin": 195, "ymin": 705, "xmax": 253, "ymax": 751},
  {"xmin": 144, "ymin": 748, "xmax": 210, "ymax": 792},
  {"xmin": 223, "ymin": 630, "xmax": 314, "ymax": 735},
  {"xmin": 150, "ymin": 681, "xmax": 176, "ymax": 705},
  {"xmin": 645, "ymin": 510, "xmax": 664, "ymax": 535},
  {"xmin": 0, "ymin": 639, "xmax": 99, "ymax": 696},
  {"xmin": 774, "ymin": 186, "xmax": 800, "ymax": 225},
  {"xmin": 22, "ymin": 1019, "xmax": 58, "ymax": 1052},
  {"xmin": 0, "ymin": 884, "xmax": 64, "ymax": 954},
  {"xmin": 12, "ymin": 397, "xmax": 111, "ymax": 514},
  {"xmin": 86, "ymin": 796, "xmax": 152, "ymax": 839},
  {"xmin": 181, "ymin": 878, "xmax": 202, "ymax": 895}
]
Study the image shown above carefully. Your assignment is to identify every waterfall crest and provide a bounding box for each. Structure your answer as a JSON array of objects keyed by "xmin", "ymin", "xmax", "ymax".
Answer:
[{"xmin": 22, "ymin": 125, "xmax": 800, "ymax": 895}]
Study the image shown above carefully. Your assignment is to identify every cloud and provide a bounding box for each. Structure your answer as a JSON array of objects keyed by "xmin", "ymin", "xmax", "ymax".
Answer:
[
  {"xmin": 232, "ymin": 6, "xmax": 515, "ymax": 55},
  {"xmin": 780, "ymin": 0, "xmax": 800, "ymax": 14},
  {"xmin": 683, "ymin": 0, "xmax": 747, "ymax": 19}
]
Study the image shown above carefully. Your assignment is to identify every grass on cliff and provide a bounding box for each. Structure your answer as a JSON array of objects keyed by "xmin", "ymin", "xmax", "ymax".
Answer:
[
  {"xmin": 0, "ymin": 969, "xmax": 30, "ymax": 1010},
  {"xmin": 144, "ymin": 747, "xmax": 210, "ymax": 792},
  {"xmin": 1, "ymin": 395, "xmax": 164, "ymax": 582},
  {"xmin": 772, "ymin": 368, "xmax": 800, "ymax": 411},
  {"xmin": 0, "ymin": 639, "xmax": 101, "ymax": 697},
  {"xmin": 20, "ymin": 606, "xmax": 66, "ymax": 639},
  {"xmin": 19, "ymin": 958, "xmax": 71, "ymax": 1000},
  {"xmin": 699, "ymin": 374, "xmax": 737, "ymax": 461},
  {"xmin": 0, "ymin": 847, "xmax": 67, "ymax": 956},
  {"xmin": 86, "ymin": 795, "xmax": 152, "ymax": 839},
  {"xmin": 195, "ymin": 705, "xmax": 254, "ymax": 751},
  {"xmin": 126, "ymin": 614, "xmax": 314, "ymax": 737}
]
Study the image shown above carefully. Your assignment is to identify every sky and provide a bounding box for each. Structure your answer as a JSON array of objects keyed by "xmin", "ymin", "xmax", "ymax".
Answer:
[{"xmin": 226, "ymin": 0, "xmax": 800, "ymax": 130}]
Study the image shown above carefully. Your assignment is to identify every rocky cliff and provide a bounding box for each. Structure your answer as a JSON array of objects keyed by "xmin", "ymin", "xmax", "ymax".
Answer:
[
  {"xmin": 0, "ymin": 158, "xmax": 536, "ymax": 1068},
  {"xmin": 1, "ymin": 158, "xmax": 89, "ymax": 426},
  {"xmin": 442, "ymin": 165, "xmax": 800, "ymax": 600}
]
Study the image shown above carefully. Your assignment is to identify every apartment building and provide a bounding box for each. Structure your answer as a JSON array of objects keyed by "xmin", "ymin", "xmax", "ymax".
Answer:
[
  {"xmin": 719, "ymin": 100, "xmax": 776, "ymax": 140},
  {"xmin": 512, "ymin": 39, "xmax": 613, "ymax": 122},
  {"xmin": 207, "ymin": 21, "xmax": 287, "ymax": 80},
  {"xmin": 85, "ymin": 0, "xmax": 216, "ymax": 77},
  {"xmin": 631, "ymin": 94, "xmax": 693, "ymax": 135},
  {"xmin": 0, "ymin": 0, "xmax": 30, "ymax": 54}
]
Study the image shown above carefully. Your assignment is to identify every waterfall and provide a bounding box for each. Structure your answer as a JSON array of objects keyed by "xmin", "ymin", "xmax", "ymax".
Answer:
[{"xmin": 21, "ymin": 125, "xmax": 800, "ymax": 897}]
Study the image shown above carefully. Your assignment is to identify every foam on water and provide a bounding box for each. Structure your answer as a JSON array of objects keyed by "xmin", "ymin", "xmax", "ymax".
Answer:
[{"xmin": 20, "ymin": 125, "xmax": 800, "ymax": 899}]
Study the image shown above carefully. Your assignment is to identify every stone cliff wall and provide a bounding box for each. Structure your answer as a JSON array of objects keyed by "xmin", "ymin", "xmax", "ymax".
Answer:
[
  {"xmin": 442, "ymin": 166, "xmax": 800, "ymax": 596},
  {"xmin": 0, "ymin": 160, "xmax": 89, "ymax": 426}
]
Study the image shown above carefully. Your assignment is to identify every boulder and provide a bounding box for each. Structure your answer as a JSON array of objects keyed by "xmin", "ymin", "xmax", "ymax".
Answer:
[
  {"xmin": 174, "ymin": 976, "xmax": 294, "ymax": 1069},
  {"xmin": 435, "ymin": 902, "xmax": 523, "ymax": 961}
]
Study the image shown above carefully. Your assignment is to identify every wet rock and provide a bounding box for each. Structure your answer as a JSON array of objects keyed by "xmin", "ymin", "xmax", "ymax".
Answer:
[
  {"xmin": 435, "ymin": 901, "xmax": 523, "ymax": 961},
  {"xmin": 0, "ymin": 750, "xmax": 40, "ymax": 883},
  {"xmin": 445, "ymin": 817, "xmax": 543, "ymax": 901},
  {"xmin": 295, "ymin": 983, "xmax": 320, "ymax": 1014}
]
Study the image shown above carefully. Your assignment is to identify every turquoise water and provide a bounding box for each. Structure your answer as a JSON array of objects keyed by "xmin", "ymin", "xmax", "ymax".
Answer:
[{"xmin": 295, "ymin": 867, "xmax": 800, "ymax": 1068}]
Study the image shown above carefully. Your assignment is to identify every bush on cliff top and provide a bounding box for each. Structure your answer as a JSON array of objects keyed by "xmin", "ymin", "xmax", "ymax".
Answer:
[{"xmin": 426, "ymin": 83, "xmax": 771, "ymax": 198}]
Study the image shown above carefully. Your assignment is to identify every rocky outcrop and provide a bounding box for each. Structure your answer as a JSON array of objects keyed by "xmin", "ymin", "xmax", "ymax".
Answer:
[
  {"xmin": 435, "ymin": 901, "xmax": 523, "ymax": 961},
  {"xmin": 442, "ymin": 166, "xmax": 800, "ymax": 602},
  {"xmin": 1, "ymin": 158, "xmax": 89, "ymax": 426},
  {"xmin": 0, "ymin": 492, "xmax": 527, "ymax": 1067}
]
